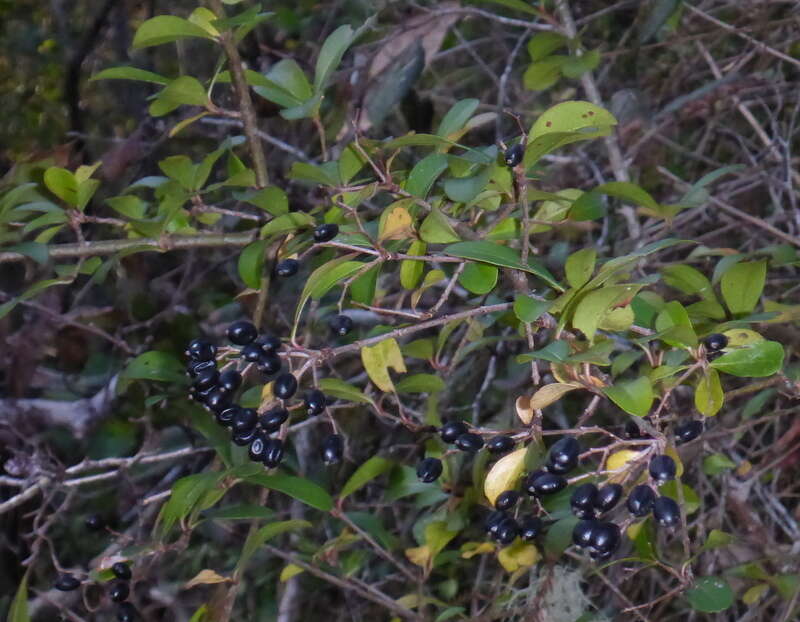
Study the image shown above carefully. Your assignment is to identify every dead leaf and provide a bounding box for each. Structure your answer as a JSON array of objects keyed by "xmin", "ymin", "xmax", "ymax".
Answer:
[{"xmin": 184, "ymin": 569, "xmax": 231, "ymax": 589}]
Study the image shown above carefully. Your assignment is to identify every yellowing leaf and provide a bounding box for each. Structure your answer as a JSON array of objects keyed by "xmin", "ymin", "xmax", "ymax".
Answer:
[
  {"xmin": 528, "ymin": 383, "xmax": 582, "ymax": 410},
  {"xmin": 460, "ymin": 541, "xmax": 495, "ymax": 559},
  {"xmin": 361, "ymin": 338, "xmax": 407, "ymax": 392},
  {"xmin": 742, "ymin": 583, "xmax": 769, "ymax": 605},
  {"xmin": 484, "ymin": 447, "xmax": 527, "ymax": 505},
  {"xmin": 626, "ymin": 521, "xmax": 644, "ymax": 541},
  {"xmin": 378, "ymin": 204, "xmax": 414, "ymax": 241},
  {"xmin": 184, "ymin": 569, "xmax": 231, "ymax": 589},
  {"xmin": 280, "ymin": 564, "xmax": 304, "ymax": 582},
  {"xmin": 498, "ymin": 540, "xmax": 540, "ymax": 572},
  {"xmin": 665, "ymin": 446, "xmax": 684, "ymax": 478},
  {"xmin": 515, "ymin": 395, "xmax": 533, "ymax": 424},
  {"xmin": 695, "ymin": 368, "xmax": 724, "ymax": 416},
  {"xmin": 606, "ymin": 449, "xmax": 642, "ymax": 472},
  {"xmin": 405, "ymin": 545, "xmax": 431, "ymax": 568},
  {"xmin": 722, "ymin": 328, "xmax": 764, "ymax": 347}
]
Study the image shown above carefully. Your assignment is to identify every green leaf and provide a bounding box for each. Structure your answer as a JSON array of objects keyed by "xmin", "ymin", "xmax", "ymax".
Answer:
[
  {"xmin": 442, "ymin": 241, "xmax": 562, "ymax": 290},
  {"xmin": 514, "ymin": 295, "xmax": 551, "ymax": 323},
  {"xmin": 0, "ymin": 276, "xmax": 74, "ymax": 320},
  {"xmin": 238, "ymin": 520, "xmax": 311, "ymax": 570},
  {"xmin": 159, "ymin": 472, "xmax": 224, "ymax": 535},
  {"xmin": 288, "ymin": 161, "xmax": 340, "ymax": 186},
  {"xmin": 591, "ymin": 181, "xmax": 659, "ymax": 210},
  {"xmin": 188, "ymin": 409, "xmax": 233, "ymax": 467},
  {"xmin": 8, "ymin": 573, "xmax": 30, "ymax": 622},
  {"xmin": 395, "ymin": 373, "xmax": 445, "ymax": 394},
  {"xmin": 662, "ymin": 264, "xmax": 713, "ymax": 298},
  {"xmin": 246, "ymin": 473, "xmax": 333, "ymax": 511},
  {"xmin": 400, "ymin": 240, "xmax": 426, "ymax": 289},
  {"xmin": 238, "ymin": 240, "xmax": 266, "ymax": 289},
  {"xmin": 710, "ymin": 340, "xmax": 784, "ymax": 377},
  {"xmin": 261, "ymin": 212, "xmax": 313, "ymax": 237},
  {"xmin": 721, "ymin": 260, "xmax": 767, "ymax": 315},
  {"xmin": 603, "ymin": 376, "xmax": 653, "ymax": 417},
  {"xmin": 544, "ymin": 516, "xmax": 578, "ymax": 560},
  {"xmin": 685, "ymin": 577, "xmax": 734, "ymax": 613},
  {"xmin": 655, "ymin": 301, "xmax": 698, "ymax": 347},
  {"xmin": 419, "ymin": 208, "xmax": 461, "ymax": 243},
  {"xmin": 660, "ymin": 480, "xmax": 700, "ymax": 515},
  {"xmin": 91, "ymin": 66, "xmax": 170, "ymax": 85},
  {"xmin": 528, "ymin": 31, "xmax": 568, "ymax": 61},
  {"xmin": 572, "ymin": 284, "xmax": 640, "ymax": 341},
  {"xmin": 406, "ymin": 153, "xmax": 449, "ymax": 198},
  {"xmin": 565, "ymin": 248, "xmax": 596, "ymax": 289},
  {"xmin": 318, "ymin": 377, "xmax": 372, "ymax": 404},
  {"xmin": 245, "ymin": 186, "xmax": 289, "ymax": 215},
  {"xmin": 482, "ymin": 0, "xmax": 538, "ymax": 15},
  {"xmin": 204, "ymin": 504, "xmax": 274, "ymax": 521},
  {"xmin": 458, "ymin": 262, "xmax": 498, "ymax": 294},
  {"xmin": 695, "ymin": 368, "xmax": 724, "ymax": 416},
  {"xmin": 150, "ymin": 76, "xmax": 209, "ymax": 117},
  {"xmin": 366, "ymin": 43, "xmax": 424, "ymax": 127},
  {"xmin": 517, "ymin": 340, "xmax": 570, "ymax": 364},
  {"xmin": 120, "ymin": 351, "xmax": 184, "ymax": 384},
  {"xmin": 268, "ymin": 59, "xmax": 312, "ymax": 101},
  {"xmin": 340, "ymin": 456, "xmax": 394, "ymax": 500},
  {"xmin": 436, "ymin": 98, "xmax": 479, "ymax": 137},
  {"xmin": 523, "ymin": 57, "xmax": 567, "ymax": 91},
  {"xmin": 702, "ymin": 529, "xmax": 733, "ymax": 551},
  {"xmin": 444, "ymin": 166, "xmax": 492, "ymax": 204},
  {"xmin": 133, "ymin": 16, "xmax": 216, "ymax": 48},
  {"xmin": 561, "ymin": 49, "xmax": 601, "ymax": 79},
  {"xmin": 44, "ymin": 167, "xmax": 78, "ymax": 206},
  {"xmin": 314, "ymin": 24, "xmax": 354, "ymax": 91}
]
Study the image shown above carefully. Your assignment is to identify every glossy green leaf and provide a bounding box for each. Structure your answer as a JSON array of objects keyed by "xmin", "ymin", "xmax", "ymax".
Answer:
[
  {"xmin": 591, "ymin": 181, "xmax": 659, "ymax": 210},
  {"xmin": 91, "ymin": 66, "xmax": 170, "ymax": 85},
  {"xmin": 268, "ymin": 59, "xmax": 312, "ymax": 101},
  {"xmin": 702, "ymin": 453, "xmax": 736, "ymax": 476},
  {"xmin": 238, "ymin": 240, "xmax": 266, "ymax": 289},
  {"xmin": 318, "ymin": 377, "xmax": 372, "ymax": 404},
  {"xmin": 517, "ymin": 340, "xmax": 570, "ymax": 364},
  {"xmin": 444, "ymin": 166, "xmax": 492, "ymax": 204},
  {"xmin": 603, "ymin": 376, "xmax": 653, "ymax": 417},
  {"xmin": 523, "ymin": 57, "xmax": 567, "ymax": 91},
  {"xmin": 528, "ymin": 31, "xmax": 568, "ymax": 61},
  {"xmin": 573, "ymin": 284, "xmax": 640, "ymax": 341},
  {"xmin": 443, "ymin": 241, "xmax": 562, "ymax": 290},
  {"xmin": 685, "ymin": 577, "xmax": 734, "ymax": 613},
  {"xmin": 702, "ymin": 529, "xmax": 733, "ymax": 551},
  {"xmin": 436, "ymin": 98, "xmax": 479, "ymax": 137},
  {"xmin": 561, "ymin": 49, "xmax": 601, "ymax": 79},
  {"xmin": 458, "ymin": 262, "xmax": 498, "ymax": 294},
  {"xmin": 655, "ymin": 300, "xmax": 698, "ymax": 347},
  {"xmin": 695, "ymin": 368, "xmax": 724, "ymax": 416},
  {"xmin": 159, "ymin": 472, "xmax": 224, "ymax": 535},
  {"xmin": 246, "ymin": 473, "xmax": 333, "ymax": 511},
  {"xmin": 395, "ymin": 373, "xmax": 445, "ymax": 394},
  {"xmin": 340, "ymin": 456, "xmax": 394, "ymax": 500},
  {"xmin": 44, "ymin": 167, "xmax": 78, "ymax": 206},
  {"xmin": 544, "ymin": 515, "xmax": 578, "ymax": 560},
  {"xmin": 121, "ymin": 350, "xmax": 184, "ymax": 384},
  {"xmin": 314, "ymin": 24, "xmax": 354, "ymax": 91},
  {"xmin": 260, "ymin": 212, "xmax": 313, "ymax": 237},
  {"xmin": 246, "ymin": 186, "xmax": 289, "ymax": 215},
  {"xmin": 721, "ymin": 260, "xmax": 766, "ymax": 315},
  {"xmin": 419, "ymin": 208, "xmax": 461, "ymax": 243},
  {"xmin": 401, "ymin": 240, "xmax": 426, "ymax": 289},
  {"xmin": 565, "ymin": 248, "xmax": 596, "ymax": 289},
  {"xmin": 710, "ymin": 340, "xmax": 784, "ymax": 377},
  {"xmin": 150, "ymin": 76, "xmax": 209, "ymax": 117},
  {"xmin": 513, "ymin": 295, "xmax": 551, "ymax": 323},
  {"xmin": 133, "ymin": 16, "xmax": 216, "ymax": 48},
  {"xmin": 662, "ymin": 264, "xmax": 713, "ymax": 298},
  {"xmin": 188, "ymin": 410, "xmax": 233, "ymax": 467},
  {"xmin": 238, "ymin": 519, "xmax": 311, "ymax": 569},
  {"xmin": 406, "ymin": 153, "xmax": 449, "ymax": 198}
]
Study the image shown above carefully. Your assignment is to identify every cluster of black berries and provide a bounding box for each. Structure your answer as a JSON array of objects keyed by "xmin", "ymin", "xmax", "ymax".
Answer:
[
  {"xmin": 274, "ymin": 224, "xmax": 340, "ymax": 278},
  {"xmin": 54, "ymin": 547, "xmax": 136, "ymax": 620},
  {"xmin": 186, "ymin": 320, "xmax": 344, "ymax": 469}
]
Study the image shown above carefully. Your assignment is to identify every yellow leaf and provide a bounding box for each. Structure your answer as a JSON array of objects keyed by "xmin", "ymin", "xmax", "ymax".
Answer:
[
  {"xmin": 361, "ymin": 338, "xmax": 407, "ymax": 392},
  {"xmin": 497, "ymin": 540, "xmax": 540, "ymax": 572},
  {"xmin": 396, "ymin": 594, "xmax": 420, "ymax": 609},
  {"xmin": 460, "ymin": 541, "xmax": 495, "ymax": 559},
  {"xmin": 260, "ymin": 382, "xmax": 273, "ymax": 403},
  {"xmin": 695, "ymin": 368, "xmax": 724, "ymax": 416},
  {"xmin": 665, "ymin": 446, "xmax": 684, "ymax": 478},
  {"xmin": 528, "ymin": 383, "xmax": 582, "ymax": 410},
  {"xmin": 405, "ymin": 545, "xmax": 431, "ymax": 568},
  {"xmin": 626, "ymin": 521, "xmax": 643, "ymax": 541},
  {"xmin": 606, "ymin": 449, "xmax": 641, "ymax": 472},
  {"xmin": 515, "ymin": 395, "xmax": 533, "ymax": 424},
  {"xmin": 742, "ymin": 583, "xmax": 769, "ymax": 605},
  {"xmin": 378, "ymin": 204, "xmax": 414, "ymax": 241},
  {"xmin": 736, "ymin": 459, "xmax": 752, "ymax": 478},
  {"xmin": 279, "ymin": 564, "xmax": 304, "ymax": 582},
  {"xmin": 183, "ymin": 569, "xmax": 230, "ymax": 589},
  {"xmin": 598, "ymin": 305, "xmax": 634, "ymax": 332},
  {"xmin": 484, "ymin": 447, "xmax": 527, "ymax": 505},
  {"xmin": 722, "ymin": 328, "xmax": 764, "ymax": 347}
]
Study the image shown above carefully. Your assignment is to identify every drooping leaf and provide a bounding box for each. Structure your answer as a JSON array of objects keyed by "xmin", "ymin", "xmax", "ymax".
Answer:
[
  {"xmin": 314, "ymin": 24, "xmax": 356, "ymax": 91},
  {"xmin": 436, "ymin": 98, "xmax": 480, "ymax": 137},
  {"xmin": 442, "ymin": 241, "xmax": 562, "ymax": 290},
  {"xmin": 419, "ymin": 208, "xmax": 461, "ymax": 243},
  {"xmin": 395, "ymin": 373, "xmax": 445, "ymax": 394},
  {"xmin": 528, "ymin": 383, "xmax": 582, "ymax": 410},
  {"xmin": 564, "ymin": 248, "xmax": 596, "ymax": 289},
  {"xmin": 340, "ymin": 456, "xmax": 394, "ymax": 500},
  {"xmin": 237, "ymin": 240, "xmax": 266, "ymax": 289}
]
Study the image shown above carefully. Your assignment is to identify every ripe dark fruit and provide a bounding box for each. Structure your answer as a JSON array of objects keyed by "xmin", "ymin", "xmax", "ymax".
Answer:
[
  {"xmin": 242, "ymin": 344, "xmax": 264, "ymax": 362},
  {"xmin": 256, "ymin": 335, "xmax": 281, "ymax": 352},
  {"xmin": 249, "ymin": 434, "xmax": 268, "ymax": 462},
  {"xmin": 313, "ymin": 223, "xmax": 339, "ymax": 243},
  {"xmin": 570, "ymin": 483, "xmax": 598, "ymax": 509},
  {"xmin": 329, "ymin": 314, "xmax": 353, "ymax": 337},
  {"xmin": 276, "ymin": 258, "xmax": 299, "ymax": 277},
  {"xmin": 256, "ymin": 352, "xmax": 282, "ymax": 376},
  {"xmin": 704, "ymin": 333, "xmax": 728, "ymax": 352},
  {"xmin": 216, "ymin": 406, "xmax": 240, "ymax": 427},
  {"xmin": 218, "ymin": 370, "xmax": 242, "ymax": 393},
  {"xmin": 187, "ymin": 359, "xmax": 216, "ymax": 378},
  {"xmin": 590, "ymin": 522, "xmax": 621, "ymax": 555},
  {"xmin": 547, "ymin": 436, "xmax": 580, "ymax": 473},
  {"xmin": 454, "ymin": 432, "xmax": 484, "ymax": 452},
  {"xmin": 649, "ymin": 454, "xmax": 677, "ymax": 482},
  {"xmin": 485, "ymin": 510, "xmax": 507, "ymax": 534},
  {"xmin": 186, "ymin": 339, "xmax": 216, "ymax": 361},
  {"xmin": 495, "ymin": 518, "xmax": 519, "ymax": 545},
  {"xmin": 572, "ymin": 519, "xmax": 599, "ymax": 548},
  {"xmin": 625, "ymin": 420, "xmax": 644, "ymax": 439},
  {"xmin": 193, "ymin": 369, "xmax": 219, "ymax": 391},
  {"xmin": 504, "ymin": 143, "xmax": 524, "ymax": 167},
  {"xmin": 85, "ymin": 513, "xmax": 105, "ymax": 531},
  {"xmin": 495, "ymin": 490, "xmax": 519, "ymax": 511},
  {"xmin": 227, "ymin": 320, "xmax": 258, "ymax": 345},
  {"xmin": 519, "ymin": 517, "xmax": 543, "ymax": 541},
  {"xmin": 263, "ymin": 438, "xmax": 285, "ymax": 468},
  {"xmin": 322, "ymin": 434, "xmax": 344, "ymax": 465},
  {"xmin": 525, "ymin": 472, "xmax": 567, "ymax": 496},
  {"xmin": 233, "ymin": 428, "xmax": 258, "ymax": 446},
  {"xmin": 595, "ymin": 484, "xmax": 624, "ymax": 512},
  {"xmin": 273, "ymin": 373, "xmax": 298, "ymax": 399},
  {"xmin": 117, "ymin": 603, "xmax": 137, "ymax": 622},
  {"xmin": 487, "ymin": 435, "xmax": 515, "ymax": 455},
  {"xmin": 417, "ymin": 457, "xmax": 443, "ymax": 483},
  {"xmin": 675, "ymin": 420, "xmax": 703, "ymax": 444},
  {"xmin": 54, "ymin": 574, "xmax": 81, "ymax": 591},
  {"xmin": 205, "ymin": 390, "xmax": 232, "ymax": 413},
  {"xmin": 627, "ymin": 485, "xmax": 656, "ymax": 517},
  {"xmin": 111, "ymin": 562, "xmax": 131, "ymax": 581},
  {"xmin": 259, "ymin": 408, "xmax": 289, "ymax": 433},
  {"xmin": 109, "ymin": 581, "xmax": 130, "ymax": 603},
  {"xmin": 232, "ymin": 407, "xmax": 258, "ymax": 434},
  {"xmin": 440, "ymin": 420, "xmax": 468, "ymax": 443},
  {"xmin": 653, "ymin": 496, "xmax": 681, "ymax": 527},
  {"xmin": 304, "ymin": 389, "xmax": 327, "ymax": 416}
]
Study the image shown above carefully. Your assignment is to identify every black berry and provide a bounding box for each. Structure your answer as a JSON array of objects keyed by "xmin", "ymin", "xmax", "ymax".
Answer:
[
  {"xmin": 111, "ymin": 562, "xmax": 132, "ymax": 581},
  {"xmin": 248, "ymin": 434, "xmax": 267, "ymax": 461},
  {"xmin": 54, "ymin": 573, "xmax": 81, "ymax": 591},
  {"xmin": 519, "ymin": 516, "xmax": 543, "ymax": 541},
  {"xmin": 259, "ymin": 407, "xmax": 289, "ymax": 433},
  {"xmin": 590, "ymin": 522, "xmax": 621, "ymax": 556},
  {"xmin": 649, "ymin": 454, "xmax": 677, "ymax": 483},
  {"xmin": 625, "ymin": 419, "xmax": 646, "ymax": 439},
  {"xmin": 273, "ymin": 373, "xmax": 298, "ymax": 400},
  {"xmin": 276, "ymin": 258, "xmax": 299, "ymax": 277},
  {"xmin": 186, "ymin": 339, "xmax": 216, "ymax": 361},
  {"xmin": 256, "ymin": 351, "xmax": 282, "ymax": 376},
  {"xmin": 572, "ymin": 519, "xmax": 599, "ymax": 548},
  {"xmin": 485, "ymin": 510, "xmax": 507, "ymax": 534},
  {"xmin": 495, "ymin": 490, "xmax": 519, "ymax": 511},
  {"xmin": 233, "ymin": 428, "xmax": 258, "ymax": 446},
  {"xmin": 486, "ymin": 435, "xmax": 515, "ymax": 455},
  {"xmin": 329, "ymin": 314, "xmax": 353, "ymax": 337},
  {"xmin": 494, "ymin": 517, "xmax": 519, "ymax": 545},
  {"xmin": 193, "ymin": 369, "xmax": 219, "ymax": 391},
  {"xmin": 313, "ymin": 223, "xmax": 339, "ymax": 243},
  {"xmin": 241, "ymin": 344, "xmax": 264, "ymax": 362},
  {"xmin": 525, "ymin": 471, "xmax": 567, "ymax": 496},
  {"xmin": 704, "ymin": 333, "xmax": 728, "ymax": 352},
  {"xmin": 454, "ymin": 432, "xmax": 484, "ymax": 452},
  {"xmin": 653, "ymin": 496, "xmax": 681, "ymax": 527},
  {"xmin": 109, "ymin": 581, "xmax": 130, "ymax": 603},
  {"xmin": 504, "ymin": 143, "xmax": 524, "ymax": 167},
  {"xmin": 227, "ymin": 320, "xmax": 258, "ymax": 345},
  {"xmin": 627, "ymin": 484, "xmax": 656, "ymax": 517},
  {"xmin": 232, "ymin": 407, "xmax": 258, "ymax": 434},
  {"xmin": 117, "ymin": 603, "xmax": 138, "ymax": 622},
  {"xmin": 440, "ymin": 420, "xmax": 468, "ymax": 444},
  {"xmin": 187, "ymin": 359, "xmax": 216, "ymax": 378},
  {"xmin": 594, "ymin": 483, "xmax": 623, "ymax": 513},
  {"xmin": 205, "ymin": 390, "xmax": 232, "ymax": 413},
  {"xmin": 416, "ymin": 457, "xmax": 443, "ymax": 483},
  {"xmin": 322, "ymin": 434, "xmax": 344, "ymax": 465},
  {"xmin": 218, "ymin": 370, "xmax": 242, "ymax": 393},
  {"xmin": 85, "ymin": 513, "xmax": 105, "ymax": 531},
  {"xmin": 570, "ymin": 483, "xmax": 598, "ymax": 518},
  {"xmin": 547, "ymin": 436, "xmax": 580, "ymax": 473},
  {"xmin": 256, "ymin": 335, "xmax": 281, "ymax": 352},
  {"xmin": 675, "ymin": 420, "xmax": 703, "ymax": 444},
  {"xmin": 263, "ymin": 438, "xmax": 285, "ymax": 468},
  {"xmin": 216, "ymin": 405, "xmax": 241, "ymax": 427},
  {"xmin": 304, "ymin": 389, "xmax": 327, "ymax": 416}
]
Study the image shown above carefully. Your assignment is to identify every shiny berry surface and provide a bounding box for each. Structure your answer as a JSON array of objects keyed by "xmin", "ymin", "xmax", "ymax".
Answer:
[
  {"xmin": 232, "ymin": 428, "xmax": 258, "ymax": 446},
  {"xmin": 504, "ymin": 143, "xmax": 524, "ymax": 167},
  {"xmin": 570, "ymin": 483, "xmax": 599, "ymax": 509},
  {"xmin": 649, "ymin": 454, "xmax": 677, "ymax": 482},
  {"xmin": 486, "ymin": 435, "xmax": 515, "ymax": 455},
  {"xmin": 329, "ymin": 314, "xmax": 353, "ymax": 336},
  {"xmin": 248, "ymin": 434, "xmax": 267, "ymax": 461},
  {"xmin": 259, "ymin": 407, "xmax": 289, "ymax": 433},
  {"xmin": 273, "ymin": 373, "xmax": 298, "ymax": 399},
  {"xmin": 704, "ymin": 333, "xmax": 728, "ymax": 351},
  {"xmin": 116, "ymin": 603, "xmax": 137, "ymax": 622},
  {"xmin": 547, "ymin": 436, "xmax": 580, "ymax": 473},
  {"xmin": 494, "ymin": 518, "xmax": 519, "ymax": 545},
  {"xmin": 54, "ymin": 574, "xmax": 81, "ymax": 591},
  {"xmin": 256, "ymin": 335, "xmax": 281, "ymax": 352},
  {"xmin": 627, "ymin": 485, "xmax": 656, "ymax": 517},
  {"xmin": 109, "ymin": 581, "xmax": 130, "ymax": 603},
  {"xmin": 218, "ymin": 370, "xmax": 242, "ymax": 393},
  {"xmin": 590, "ymin": 522, "xmax": 620, "ymax": 554},
  {"xmin": 519, "ymin": 516, "xmax": 543, "ymax": 541},
  {"xmin": 232, "ymin": 407, "xmax": 257, "ymax": 434},
  {"xmin": 241, "ymin": 344, "xmax": 263, "ymax": 362},
  {"xmin": 193, "ymin": 369, "xmax": 219, "ymax": 391},
  {"xmin": 595, "ymin": 484, "xmax": 623, "ymax": 512},
  {"xmin": 111, "ymin": 562, "xmax": 132, "ymax": 581},
  {"xmin": 216, "ymin": 406, "xmax": 241, "ymax": 427},
  {"xmin": 675, "ymin": 420, "xmax": 703, "ymax": 444},
  {"xmin": 454, "ymin": 432, "xmax": 484, "ymax": 452},
  {"xmin": 653, "ymin": 496, "xmax": 681, "ymax": 527},
  {"xmin": 256, "ymin": 351, "xmax": 282, "ymax": 376},
  {"xmin": 416, "ymin": 457, "xmax": 443, "ymax": 483},
  {"xmin": 205, "ymin": 390, "xmax": 232, "ymax": 413},
  {"xmin": 313, "ymin": 223, "xmax": 339, "ymax": 243},
  {"xmin": 186, "ymin": 339, "xmax": 216, "ymax": 361},
  {"xmin": 85, "ymin": 513, "xmax": 105, "ymax": 531},
  {"xmin": 440, "ymin": 420, "xmax": 468, "ymax": 443},
  {"xmin": 263, "ymin": 438, "xmax": 285, "ymax": 468},
  {"xmin": 572, "ymin": 519, "xmax": 599, "ymax": 548},
  {"xmin": 227, "ymin": 320, "xmax": 257, "ymax": 345},
  {"xmin": 276, "ymin": 258, "xmax": 299, "ymax": 277},
  {"xmin": 322, "ymin": 434, "xmax": 344, "ymax": 465},
  {"xmin": 525, "ymin": 472, "xmax": 567, "ymax": 496},
  {"xmin": 304, "ymin": 389, "xmax": 327, "ymax": 415},
  {"xmin": 495, "ymin": 490, "xmax": 519, "ymax": 511}
]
